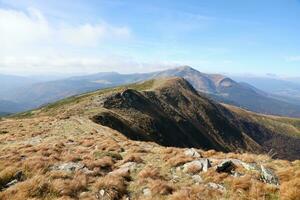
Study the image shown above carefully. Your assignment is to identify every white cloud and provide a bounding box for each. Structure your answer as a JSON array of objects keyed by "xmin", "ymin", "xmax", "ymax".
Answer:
[
  {"xmin": 0, "ymin": 7, "xmax": 135, "ymax": 74},
  {"xmin": 0, "ymin": 7, "xmax": 131, "ymax": 48}
]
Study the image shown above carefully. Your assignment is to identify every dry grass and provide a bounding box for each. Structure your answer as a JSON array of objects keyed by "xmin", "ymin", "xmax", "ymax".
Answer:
[
  {"xmin": 118, "ymin": 153, "xmax": 144, "ymax": 166},
  {"xmin": 0, "ymin": 167, "xmax": 19, "ymax": 189},
  {"xmin": 93, "ymin": 175, "xmax": 127, "ymax": 199},
  {"xmin": 169, "ymin": 185, "xmax": 222, "ymax": 200},
  {"xmin": 138, "ymin": 166, "xmax": 163, "ymax": 180},
  {"xmin": 165, "ymin": 154, "xmax": 193, "ymax": 167},
  {"xmin": 51, "ymin": 172, "xmax": 88, "ymax": 197},
  {"xmin": 148, "ymin": 179, "xmax": 174, "ymax": 195},
  {"xmin": 0, "ymin": 175, "xmax": 52, "ymax": 200},
  {"xmin": 280, "ymin": 178, "xmax": 300, "ymax": 200}
]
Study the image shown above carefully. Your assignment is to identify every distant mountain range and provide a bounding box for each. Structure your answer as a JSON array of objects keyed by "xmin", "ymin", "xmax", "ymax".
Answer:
[
  {"xmin": 231, "ymin": 76, "xmax": 300, "ymax": 105},
  {"xmin": 2, "ymin": 66, "xmax": 300, "ymax": 117}
]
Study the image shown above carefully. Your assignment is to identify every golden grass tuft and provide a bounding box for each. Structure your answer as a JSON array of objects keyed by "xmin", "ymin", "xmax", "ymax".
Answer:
[
  {"xmin": 147, "ymin": 179, "xmax": 174, "ymax": 195},
  {"xmin": 280, "ymin": 178, "xmax": 300, "ymax": 200},
  {"xmin": 51, "ymin": 172, "xmax": 88, "ymax": 197},
  {"xmin": 93, "ymin": 175, "xmax": 127, "ymax": 199},
  {"xmin": 165, "ymin": 154, "xmax": 193, "ymax": 167},
  {"xmin": 138, "ymin": 166, "xmax": 163, "ymax": 180}
]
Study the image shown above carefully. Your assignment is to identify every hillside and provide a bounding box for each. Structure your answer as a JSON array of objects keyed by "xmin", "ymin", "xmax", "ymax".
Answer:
[
  {"xmin": 224, "ymin": 104, "xmax": 300, "ymax": 138},
  {"xmin": 4, "ymin": 66, "xmax": 300, "ymax": 118},
  {"xmin": 0, "ymin": 77, "xmax": 299, "ymax": 200},
  {"xmin": 11, "ymin": 77, "xmax": 300, "ymax": 160}
]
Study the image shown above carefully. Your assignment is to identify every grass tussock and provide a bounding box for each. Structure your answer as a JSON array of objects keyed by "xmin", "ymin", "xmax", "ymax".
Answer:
[
  {"xmin": 148, "ymin": 179, "xmax": 174, "ymax": 195},
  {"xmin": 165, "ymin": 153, "xmax": 193, "ymax": 167},
  {"xmin": 93, "ymin": 175, "xmax": 127, "ymax": 200},
  {"xmin": 138, "ymin": 166, "xmax": 163, "ymax": 180}
]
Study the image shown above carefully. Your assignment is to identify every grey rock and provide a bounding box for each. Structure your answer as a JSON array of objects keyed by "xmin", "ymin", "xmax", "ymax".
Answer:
[
  {"xmin": 184, "ymin": 148, "xmax": 201, "ymax": 158},
  {"xmin": 143, "ymin": 188, "xmax": 151, "ymax": 196},
  {"xmin": 260, "ymin": 165, "xmax": 279, "ymax": 185},
  {"xmin": 108, "ymin": 167, "xmax": 130, "ymax": 177},
  {"xmin": 183, "ymin": 160, "xmax": 203, "ymax": 173},
  {"xmin": 206, "ymin": 182, "xmax": 226, "ymax": 192},
  {"xmin": 50, "ymin": 162, "xmax": 85, "ymax": 172},
  {"xmin": 192, "ymin": 175, "xmax": 203, "ymax": 183},
  {"xmin": 198, "ymin": 158, "xmax": 211, "ymax": 172}
]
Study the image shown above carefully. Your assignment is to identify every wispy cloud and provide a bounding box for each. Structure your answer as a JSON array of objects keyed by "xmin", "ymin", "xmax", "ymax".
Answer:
[
  {"xmin": 0, "ymin": 7, "xmax": 131, "ymax": 48},
  {"xmin": 285, "ymin": 56, "xmax": 300, "ymax": 62}
]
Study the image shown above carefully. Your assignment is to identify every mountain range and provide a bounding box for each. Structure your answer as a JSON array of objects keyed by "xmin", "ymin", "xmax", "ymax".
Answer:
[{"xmin": 2, "ymin": 66, "xmax": 300, "ymax": 118}]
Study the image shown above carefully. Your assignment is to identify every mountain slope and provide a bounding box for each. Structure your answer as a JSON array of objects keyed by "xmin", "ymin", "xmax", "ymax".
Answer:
[
  {"xmin": 17, "ymin": 77, "xmax": 300, "ymax": 160},
  {"xmin": 5, "ymin": 66, "xmax": 300, "ymax": 117}
]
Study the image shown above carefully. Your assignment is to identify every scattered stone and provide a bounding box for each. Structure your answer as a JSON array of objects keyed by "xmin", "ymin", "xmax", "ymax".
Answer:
[
  {"xmin": 232, "ymin": 172, "xmax": 244, "ymax": 178},
  {"xmin": 260, "ymin": 165, "xmax": 279, "ymax": 185},
  {"xmin": 183, "ymin": 160, "xmax": 203, "ymax": 173},
  {"xmin": 50, "ymin": 162, "xmax": 85, "ymax": 172},
  {"xmin": 143, "ymin": 188, "xmax": 151, "ymax": 196},
  {"xmin": 108, "ymin": 167, "xmax": 130, "ymax": 178},
  {"xmin": 5, "ymin": 179, "xmax": 18, "ymax": 188},
  {"xmin": 216, "ymin": 160, "xmax": 235, "ymax": 173},
  {"xmin": 184, "ymin": 148, "xmax": 201, "ymax": 158},
  {"xmin": 24, "ymin": 136, "xmax": 42, "ymax": 145},
  {"xmin": 198, "ymin": 158, "xmax": 211, "ymax": 172},
  {"xmin": 2, "ymin": 171, "xmax": 25, "ymax": 189},
  {"xmin": 192, "ymin": 175, "xmax": 203, "ymax": 183},
  {"xmin": 241, "ymin": 162, "xmax": 259, "ymax": 171},
  {"xmin": 119, "ymin": 162, "xmax": 137, "ymax": 171},
  {"xmin": 100, "ymin": 189, "xmax": 105, "ymax": 196},
  {"xmin": 206, "ymin": 182, "xmax": 226, "ymax": 192}
]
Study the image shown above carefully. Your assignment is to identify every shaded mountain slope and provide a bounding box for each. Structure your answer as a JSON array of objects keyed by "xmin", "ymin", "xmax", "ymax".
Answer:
[
  {"xmin": 9, "ymin": 77, "xmax": 300, "ymax": 160},
  {"xmin": 88, "ymin": 78, "xmax": 299, "ymax": 160}
]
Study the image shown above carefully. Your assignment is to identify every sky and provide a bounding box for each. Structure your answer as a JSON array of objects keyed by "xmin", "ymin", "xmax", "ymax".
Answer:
[{"xmin": 0, "ymin": 0, "xmax": 300, "ymax": 76}]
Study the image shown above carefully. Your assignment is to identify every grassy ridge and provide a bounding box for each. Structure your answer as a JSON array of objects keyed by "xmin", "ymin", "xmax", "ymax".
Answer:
[{"xmin": 224, "ymin": 104, "xmax": 300, "ymax": 138}]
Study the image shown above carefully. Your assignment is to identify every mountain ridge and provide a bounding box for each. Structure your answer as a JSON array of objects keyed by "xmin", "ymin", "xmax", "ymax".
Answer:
[{"xmin": 3, "ymin": 66, "xmax": 300, "ymax": 118}]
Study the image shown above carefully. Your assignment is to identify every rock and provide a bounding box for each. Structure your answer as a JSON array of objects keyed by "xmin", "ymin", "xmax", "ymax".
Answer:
[
  {"xmin": 100, "ymin": 189, "xmax": 105, "ymax": 196},
  {"xmin": 184, "ymin": 148, "xmax": 201, "ymax": 158},
  {"xmin": 198, "ymin": 158, "xmax": 211, "ymax": 172},
  {"xmin": 119, "ymin": 162, "xmax": 137, "ymax": 171},
  {"xmin": 240, "ymin": 162, "xmax": 259, "ymax": 171},
  {"xmin": 143, "ymin": 188, "xmax": 151, "ymax": 196},
  {"xmin": 183, "ymin": 160, "xmax": 203, "ymax": 174},
  {"xmin": 182, "ymin": 158, "xmax": 211, "ymax": 173},
  {"xmin": 50, "ymin": 162, "xmax": 85, "ymax": 172},
  {"xmin": 5, "ymin": 179, "xmax": 18, "ymax": 188},
  {"xmin": 260, "ymin": 165, "xmax": 279, "ymax": 185},
  {"xmin": 108, "ymin": 167, "xmax": 130, "ymax": 178},
  {"xmin": 2, "ymin": 171, "xmax": 24, "ymax": 189},
  {"xmin": 216, "ymin": 160, "xmax": 235, "ymax": 173},
  {"xmin": 232, "ymin": 172, "xmax": 244, "ymax": 178},
  {"xmin": 206, "ymin": 182, "xmax": 226, "ymax": 192},
  {"xmin": 192, "ymin": 175, "xmax": 203, "ymax": 183}
]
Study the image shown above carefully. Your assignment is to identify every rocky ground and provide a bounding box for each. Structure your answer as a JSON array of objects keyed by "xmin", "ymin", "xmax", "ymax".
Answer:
[{"xmin": 0, "ymin": 115, "xmax": 299, "ymax": 200}]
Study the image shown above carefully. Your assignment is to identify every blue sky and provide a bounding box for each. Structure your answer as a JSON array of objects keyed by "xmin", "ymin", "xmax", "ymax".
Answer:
[{"xmin": 0, "ymin": 0, "xmax": 300, "ymax": 76}]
